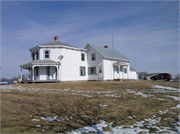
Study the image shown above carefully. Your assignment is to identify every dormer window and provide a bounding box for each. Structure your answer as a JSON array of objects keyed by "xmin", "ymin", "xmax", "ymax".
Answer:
[{"xmin": 44, "ymin": 50, "xmax": 50, "ymax": 59}]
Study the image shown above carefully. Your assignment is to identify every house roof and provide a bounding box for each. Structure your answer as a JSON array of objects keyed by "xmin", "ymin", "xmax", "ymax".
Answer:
[
  {"xmin": 29, "ymin": 40, "xmax": 86, "ymax": 51},
  {"xmin": 85, "ymin": 43, "xmax": 130, "ymax": 61},
  {"xmin": 20, "ymin": 60, "xmax": 60, "ymax": 68},
  {"xmin": 40, "ymin": 40, "xmax": 78, "ymax": 48}
]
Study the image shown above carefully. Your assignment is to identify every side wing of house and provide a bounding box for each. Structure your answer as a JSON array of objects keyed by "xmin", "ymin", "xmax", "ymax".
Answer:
[
  {"xmin": 86, "ymin": 45, "xmax": 104, "ymax": 80},
  {"xmin": 85, "ymin": 43, "xmax": 138, "ymax": 80}
]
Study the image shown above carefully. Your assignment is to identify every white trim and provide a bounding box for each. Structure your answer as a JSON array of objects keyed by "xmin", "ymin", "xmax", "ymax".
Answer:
[{"xmin": 29, "ymin": 45, "xmax": 87, "ymax": 52}]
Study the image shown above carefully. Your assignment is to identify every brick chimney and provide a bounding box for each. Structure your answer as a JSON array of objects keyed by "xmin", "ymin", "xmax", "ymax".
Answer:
[
  {"xmin": 54, "ymin": 36, "xmax": 58, "ymax": 41},
  {"xmin": 104, "ymin": 45, "xmax": 108, "ymax": 48}
]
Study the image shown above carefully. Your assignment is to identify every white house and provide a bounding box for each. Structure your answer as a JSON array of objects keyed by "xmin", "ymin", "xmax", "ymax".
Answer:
[{"xmin": 20, "ymin": 36, "xmax": 138, "ymax": 82}]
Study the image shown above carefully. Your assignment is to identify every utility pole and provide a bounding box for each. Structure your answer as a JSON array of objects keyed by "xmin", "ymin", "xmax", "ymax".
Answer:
[
  {"xmin": 111, "ymin": 6, "xmax": 114, "ymax": 80},
  {"xmin": 0, "ymin": 66, "xmax": 2, "ymax": 82}
]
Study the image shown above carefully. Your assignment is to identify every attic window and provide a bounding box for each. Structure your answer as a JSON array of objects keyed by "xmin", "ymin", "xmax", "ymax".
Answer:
[{"xmin": 92, "ymin": 53, "xmax": 96, "ymax": 61}]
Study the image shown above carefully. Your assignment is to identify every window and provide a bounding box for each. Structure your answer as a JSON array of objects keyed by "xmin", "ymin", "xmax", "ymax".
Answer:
[
  {"xmin": 124, "ymin": 68, "xmax": 127, "ymax": 73},
  {"xmin": 32, "ymin": 52, "xmax": 35, "ymax": 60},
  {"xmin": 80, "ymin": 67, "xmax": 85, "ymax": 76},
  {"xmin": 81, "ymin": 53, "xmax": 85, "ymax": 61},
  {"xmin": 36, "ymin": 51, "xmax": 39, "ymax": 60},
  {"xmin": 99, "ymin": 66, "xmax": 102, "ymax": 73},
  {"xmin": 44, "ymin": 50, "xmax": 49, "ymax": 59},
  {"xmin": 92, "ymin": 53, "xmax": 96, "ymax": 61},
  {"xmin": 35, "ymin": 67, "xmax": 39, "ymax": 76},
  {"xmin": 117, "ymin": 67, "xmax": 119, "ymax": 73},
  {"xmin": 120, "ymin": 67, "xmax": 123, "ymax": 72},
  {"xmin": 88, "ymin": 67, "xmax": 96, "ymax": 75}
]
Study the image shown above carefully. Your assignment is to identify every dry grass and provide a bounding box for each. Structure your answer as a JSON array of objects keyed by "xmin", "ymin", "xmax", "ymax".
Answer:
[{"xmin": 1, "ymin": 80, "xmax": 179, "ymax": 133}]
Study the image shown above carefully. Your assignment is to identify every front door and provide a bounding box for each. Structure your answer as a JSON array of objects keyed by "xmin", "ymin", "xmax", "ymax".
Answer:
[
  {"xmin": 98, "ymin": 66, "xmax": 103, "ymax": 80},
  {"xmin": 114, "ymin": 66, "xmax": 120, "ymax": 79}
]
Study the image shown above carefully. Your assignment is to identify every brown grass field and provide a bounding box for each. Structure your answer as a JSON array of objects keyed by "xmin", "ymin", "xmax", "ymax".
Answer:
[{"xmin": 1, "ymin": 80, "xmax": 179, "ymax": 133}]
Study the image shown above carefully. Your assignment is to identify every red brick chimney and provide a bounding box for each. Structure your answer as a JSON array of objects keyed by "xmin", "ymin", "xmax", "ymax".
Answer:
[
  {"xmin": 104, "ymin": 45, "xmax": 108, "ymax": 48},
  {"xmin": 54, "ymin": 36, "xmax": 58, "ymax": 41}
]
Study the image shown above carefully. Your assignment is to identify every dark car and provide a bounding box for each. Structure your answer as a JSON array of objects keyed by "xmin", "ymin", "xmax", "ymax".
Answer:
[{"xmin": 150, "ymin": 73, "xmax": 172, "ymax": 81}]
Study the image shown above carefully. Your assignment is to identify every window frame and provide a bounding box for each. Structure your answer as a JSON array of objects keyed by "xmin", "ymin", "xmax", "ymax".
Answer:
[
  {"xmin": 44, "ymin": 50, "xmax": 50, "ymax": 59},
  {"xmin": 92, "ymin": 53, "xmax": 96, "ymax": 61},
  {"xmin": 80, "ymin": 66, "xmax": 86, "ymax": 76},
  {"xmin": 124, "ymin": 68, "xmax": 127, "ymax": 73},
  {"xmin": 88, "ymin": 66, "xmax": 96, "ymax": 75},
  {"xmin": 81, "ymin": 53, "xmax": 85, "ymax": 61},
  {"xmin": 117, "ymin": 67, "xmax": 119, "ymax": 73}
]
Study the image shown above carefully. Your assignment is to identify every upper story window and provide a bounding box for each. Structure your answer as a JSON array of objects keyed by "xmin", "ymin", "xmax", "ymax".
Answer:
[
  {"xmin": 44, "ymin": 50, "xmax": 50, "ymax": 59},
  {"xmin": 36, "ymin": 51, "xmax": 39, "ymax": 60},
  {"xmin": 32, "ymin": 52, "xmax": 35, "ymax": 61},
  {"xmin": 81, "ymin": 53, "xmax": 85, "ymax": 61},
  {"xmin": 92, "ymin": 53, "xmax": 96, "ymax": 61}
]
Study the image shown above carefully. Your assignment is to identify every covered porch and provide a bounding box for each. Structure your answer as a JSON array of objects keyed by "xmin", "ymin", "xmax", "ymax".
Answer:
[
  {"xmin": 113, "ymin": 61, "xmax": 130, "ymax": 80},
  {"xmin": 20, "ymin": 60, "xmax": 61, "ymax": 83}
]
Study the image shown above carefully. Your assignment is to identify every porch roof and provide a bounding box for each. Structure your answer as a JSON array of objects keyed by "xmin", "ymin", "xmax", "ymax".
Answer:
[
  {"xmin": 113, "ymin": 62, "xmax": 129, "ymax": 66},
  {"xmin": 20, "ymin": 60, "xmax": 60, "ymax": 69}
]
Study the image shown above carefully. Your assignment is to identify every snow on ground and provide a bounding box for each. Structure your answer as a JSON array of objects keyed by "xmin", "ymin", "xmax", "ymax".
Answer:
[
  {"xmin": 33, "ymin": 108, "xmax": 179, "ymax": 134},
  {"xmin": 152, "ymin": 85, "xmax": 180, "ymax": 91},
  {"xmin": 126, "ymin": 89, "xmax": 154, "ymax": 98},
  {"xmin": 67, "ymin": 106, "xmax": 180, "ymax": 134},
  {"xmin": 1, "ymin": 84, "xmax": 180, "ymax": 133}
]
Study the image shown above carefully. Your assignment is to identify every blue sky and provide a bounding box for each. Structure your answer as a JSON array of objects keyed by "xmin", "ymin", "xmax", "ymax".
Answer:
[{"xmin": 0, "ymin": 0, "xmax": 179, "ymax": 79}]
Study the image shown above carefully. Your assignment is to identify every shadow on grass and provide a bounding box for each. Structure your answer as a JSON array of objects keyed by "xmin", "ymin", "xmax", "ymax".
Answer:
[{"xmin": 18, "ymin": 98, "xmax": 104, "ymax": 133}]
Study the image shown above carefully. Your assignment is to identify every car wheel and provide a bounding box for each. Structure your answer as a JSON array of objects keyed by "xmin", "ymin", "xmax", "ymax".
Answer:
[
  {"xmin": 151, "ymin": 78, "xmax": 155, "ymax": 81},
  {"xmin": 164, "ymin": 78, "xmax": 168, "ymax": 81}
]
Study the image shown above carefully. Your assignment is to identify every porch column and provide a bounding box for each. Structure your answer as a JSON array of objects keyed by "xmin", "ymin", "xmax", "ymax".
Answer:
[
  {"xmin": 127, "ymin": 65, "xmax": 130, "ymax": 79},
  {"xmin": 122, "ymin": 66, "xmax": 124, "ymax": 79},
  {"xmin": 56, "ymin": 66, "xmax": 59, "ymax": 80},
  {"xmin": 20, "ymin": 67, "xmax": 22, "ymax": 81},
  {"xmin": 32, "ymin": 66, "xmax": 34, "ymax": 81},
  {"xmin": 118, "ymin": 65, "xmax": 120, "ymax": 79}
]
